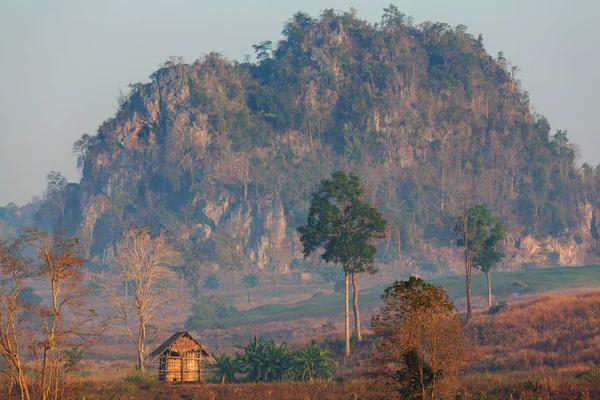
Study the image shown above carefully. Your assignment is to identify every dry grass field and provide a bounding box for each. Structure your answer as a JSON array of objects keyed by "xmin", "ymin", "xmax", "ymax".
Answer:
[
  {"xmin": 4, "ymin": 268, "xmax": 600, "ymax": 399},
  {"xmin": 468, "ymin": 290, "xmax": 600, "ymax": 372},
  {"xmin": 3, "ymin": 290, "xmax": 592, "ymax": 399}
]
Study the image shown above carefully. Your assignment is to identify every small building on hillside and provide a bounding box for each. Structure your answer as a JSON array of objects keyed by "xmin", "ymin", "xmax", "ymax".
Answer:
[
  {"xmin": 149, "ymin": 330, "xmax": 216, "ymax": 383},
  {"xmin": 512, "ymin": 281, "xmax": 529, "ymax": 296},
  {"xmin": 292, "ymin": 272, "xmax": 313, "ymax": 282}
]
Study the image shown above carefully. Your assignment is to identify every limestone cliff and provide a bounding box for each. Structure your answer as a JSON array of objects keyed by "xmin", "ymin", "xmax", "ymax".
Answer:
[{"xmin": 54, "ymin": 9, "xmax": 599, "ymax": 280}]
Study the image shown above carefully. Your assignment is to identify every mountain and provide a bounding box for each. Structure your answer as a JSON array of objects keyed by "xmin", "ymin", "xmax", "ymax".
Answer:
[{"xmin": 22, "ymin": 7, "xmax": 600, "ymax": 285}]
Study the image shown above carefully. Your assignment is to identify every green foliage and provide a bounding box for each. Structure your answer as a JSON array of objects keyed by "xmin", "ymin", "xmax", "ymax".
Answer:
[
  {"xmin": 488, "ymin": 301, "xmax": 507, "ymax": 315},
  {"xmin": 292, "ymin": 340, "xmax": 335, "ymax": 382},
  {"xmin": 289, "ymin": 258, "xmax": 312, "ymax": 272},
  {"xmin": 241, "ymin": 272, "xmax": 260, "ymax": 289},
  {"xmin": 252, "ymin": 40, "xmax": 273, "ymax": 64},
  {"xmin": 211, "ymin": 354, "xmax": 239, "ymax": 383},
  {"xmin": 53, "ymin": 7, "xmax": 588, "ymax": 273},
  {"xmin": 241, "ymin": 272, "xmax": 260, "ymax": 303},
  {"xmin": 454, "ymin": 205, "xmax": 506, "ymax": 274},
  {"xmin": 316, "ymin": 265, "xmax": 345, "ymax": 293},
  {"xmin": 236, "ymin": 337, "xmax": 293, "ymax": 382},
  {"xmin": 123, "ymin": 369, "xmax": 155, "ymax": 384},
  {"xmin": 395, "ymin": 348, "xmax": 437, "ymax": 399},
  {"xmin": 186, "ymin": 295, "xmax": 238, "ymax": 327},
  {"xmin": 187, "ymin": 265, "xmax": 600, "ymax": 331},
  {"xmin": 381, "ymin": 4, "xmax": 406, "ymax": 29},
  {"xmin": 297, "ymin": 171, "xmax": 387, "ymax": 274},
  {"xmin": 221, "ymin": 337, "xmax": 334, "ymax": 383},
  {"xmin": 203, "ymin": 273, "xmax": 220, "ymax": 290},
  {"xmin": 62, "ymin": 345, "xmax": 86, "ymax": 372}
]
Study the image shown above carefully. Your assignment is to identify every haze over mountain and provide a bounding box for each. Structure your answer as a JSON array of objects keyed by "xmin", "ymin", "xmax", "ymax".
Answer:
[
  {"xmin": 5, "ymin": 7, "xmax": 600, "ymax": 282},
  {"xmin": 0, "ymin": 0, "xmax": 598, "ymax": 205}
]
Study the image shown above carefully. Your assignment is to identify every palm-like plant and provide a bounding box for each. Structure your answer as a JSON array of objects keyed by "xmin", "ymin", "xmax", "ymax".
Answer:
[
  {"xmin": 293, "ymin": 340, "xmax": 335, "ymax": 382},
  {"xmin": 241, "ymin": 272, "xmax": 260, "ymax": 303},
  {"xmin": 237, "ymin": 337, "xmax": 293, "ymax": 382},
  {"xmin": 211, "ymin": 353, "xmax": 239, "ymax": 384}
]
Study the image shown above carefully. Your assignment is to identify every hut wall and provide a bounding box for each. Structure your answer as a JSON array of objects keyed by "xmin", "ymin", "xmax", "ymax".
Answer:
[{"xmin": 163, "ymin": 352, "xmax": 203, "ymax": 382}]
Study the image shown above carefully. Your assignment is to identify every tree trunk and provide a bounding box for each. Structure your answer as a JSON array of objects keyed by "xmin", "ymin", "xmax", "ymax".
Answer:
[
  {"xmin": 247, "ymin": 288, "xmax": 250, "ymax": 304},
  {"xmin": 465, "ymin": 265, "xmax": 472, "ymax": 320},
  {"xmin": 397, "ymin": 227, "xmax": 401, "ymax": 266},
  {"xmin": 19, "ymin": 369, "xmax": 31, "ymax": 400},
  {"xmin": 486, "ymin": 269, "xmax": 493, "ymax": 308},
  {"xmin": 464, "ymin": 237, "xmax": 472, "ymax": 320},
  {"xmin": 344, "ymin": 271, "xmax": 350, "ymax": 357},
  {"xmin": 138, "ymin": 324, "xmax": 146, "ymax": 373},
  {"xmin": 351, "ymin": 272, "xmax": 362, "ymax": 341},
  {"xmin": 231, "ymin": 269, "xmax": 235, "ymax": 294},
  {"xmin": 193, "ymin": 281, "xmax": 200, "ymax": 300}
]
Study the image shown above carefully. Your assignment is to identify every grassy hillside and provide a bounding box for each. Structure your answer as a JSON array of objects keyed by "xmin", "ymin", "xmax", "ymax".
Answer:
[
  {"xmin": 192, "ymin": 265, "xmax": 600, "ymax": 331},
  {"xmin": 468, "ymin": 290, "xmax": 600, "ymax": 371},
  {"xmin": 67, "ymin": 287, "xmax": 600, "ymax": 400}
]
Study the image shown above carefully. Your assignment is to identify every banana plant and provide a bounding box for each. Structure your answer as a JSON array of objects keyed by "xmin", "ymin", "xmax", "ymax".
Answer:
[
  {"xmin": 293, "ymin": 340, "xmax": 335, "ymax": 382},
  {"xmin": 236, "ymin": 337, "xmax": 293, "ymax": 382},
  {"xmin": 211, "ymin": 353, "xmax": 240, "ymax": 384}
]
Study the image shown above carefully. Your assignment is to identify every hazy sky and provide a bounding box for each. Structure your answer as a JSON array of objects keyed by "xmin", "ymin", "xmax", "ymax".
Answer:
[{"xmin": 1, "ymin": 0, "xmax": 598, "ymax": 205}]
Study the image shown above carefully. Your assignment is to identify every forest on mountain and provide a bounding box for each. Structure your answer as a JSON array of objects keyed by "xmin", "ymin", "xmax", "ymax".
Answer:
[{"xmin": 5, "ymin": 6, "xmax": 600, "ymax": 283}]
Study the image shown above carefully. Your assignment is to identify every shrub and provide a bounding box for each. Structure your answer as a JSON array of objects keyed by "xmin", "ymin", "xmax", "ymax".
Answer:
[
  {"xmin": 203, "ymin": 273, "xmax": 220, "ymax": 290},
  {"xmin": 123, "ymin": 369, "xmax": 155, "ymax": 384},
  {"xmin": 370, "ymin": 276, "xmax": 470, "ymax": 399},
  {"xmin": 186, "ymin": 295, "xmax": 238, "ymax": 328}
]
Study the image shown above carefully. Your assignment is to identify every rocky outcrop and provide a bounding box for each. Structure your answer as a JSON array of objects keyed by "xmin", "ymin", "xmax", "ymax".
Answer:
[{"xmin": 66, "ymin": 11, "xmax": 599, "ymax": 276}]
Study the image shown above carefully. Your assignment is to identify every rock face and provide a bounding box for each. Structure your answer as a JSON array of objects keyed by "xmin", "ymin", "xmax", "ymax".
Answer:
[{"xmin": 63, "ymin": 10, "xmax": 599, "ymax": 274}]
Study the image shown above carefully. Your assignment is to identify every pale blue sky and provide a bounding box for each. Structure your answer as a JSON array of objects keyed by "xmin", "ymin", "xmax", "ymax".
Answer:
[{"xmin": 1, "ymin": 0, "xmax": 598, "ymax": 205}]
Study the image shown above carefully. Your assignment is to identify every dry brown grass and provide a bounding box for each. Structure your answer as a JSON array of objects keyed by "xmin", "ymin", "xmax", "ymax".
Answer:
[
  {"xmin": 467, "ymin": 290, "xmax": 600, "ymax": 372},
  {"xmin": 60, "ymin": 380, "xmax": 370, "ymax": 400},
  {"xmin": 5, "ymin": 283, "xmax": 600, "ymax": 399}
]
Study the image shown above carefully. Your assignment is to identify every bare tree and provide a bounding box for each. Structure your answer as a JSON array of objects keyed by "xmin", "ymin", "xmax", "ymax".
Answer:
[
  {"xmin": 0, "ymin": 239, "xmax": 33, "ymax": 400},
  {"xmin": 107, "ymin": 227, "xmax": 176, "ymax": 372},
  {"xmin": 21, "ymin": 228, "xmax": 101, "ymax": 400}
]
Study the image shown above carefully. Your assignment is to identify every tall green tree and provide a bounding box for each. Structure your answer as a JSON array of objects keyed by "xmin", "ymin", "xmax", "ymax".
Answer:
[
  {"xmin": 297, "ymin": 171, "xmax": 386, "ymax": 356},
  {"xmin": 454, "ymin": 205, "xmax": 505, "ymax": 318},
  {"xmin": 475, "ymin": 222, "xmax": 506, "ymax": 308}
]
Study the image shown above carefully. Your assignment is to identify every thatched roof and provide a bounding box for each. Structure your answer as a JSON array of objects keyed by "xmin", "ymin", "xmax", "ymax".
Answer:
[{"xmin": 149, "ymin": 330, "xmax": 216, "ymax": 364}]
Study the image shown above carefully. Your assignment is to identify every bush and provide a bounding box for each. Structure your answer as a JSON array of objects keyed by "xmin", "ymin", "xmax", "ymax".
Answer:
[
  {"xmin": 123, "ymin": 369, "xmax": 155, "ymax": 384},
  {"xmin": 316, "ymin": 266, "xmax": 344, "ymax": 293},
  {"xmin": 203, "ymin": 273, "xmax": 220, "ymax": 290},
  {"xmin": 293, "ymin": 340, "xmax": 335, "ymax": 382},
  {"xmin": 236, "ymin": 337, "xmax": 293, "ymax": 382},
  {"xmin": 186, "ymin": 295, "xmax": 238, "ymax": 328},
  {"xmin": 371, "ymin": 277, "xmax": 470, "ymax": 399}
]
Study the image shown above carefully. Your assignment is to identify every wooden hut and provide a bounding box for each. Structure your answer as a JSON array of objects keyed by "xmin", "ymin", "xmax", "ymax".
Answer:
[{"xmin": 149, "ymin": 330, "xmax": 216, "ymax": 383}]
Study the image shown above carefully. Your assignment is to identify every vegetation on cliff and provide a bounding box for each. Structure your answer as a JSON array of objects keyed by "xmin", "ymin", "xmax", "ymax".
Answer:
[{"xmin": 16, "ymin": 6, "xmax": 599, "ymax": 283}]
